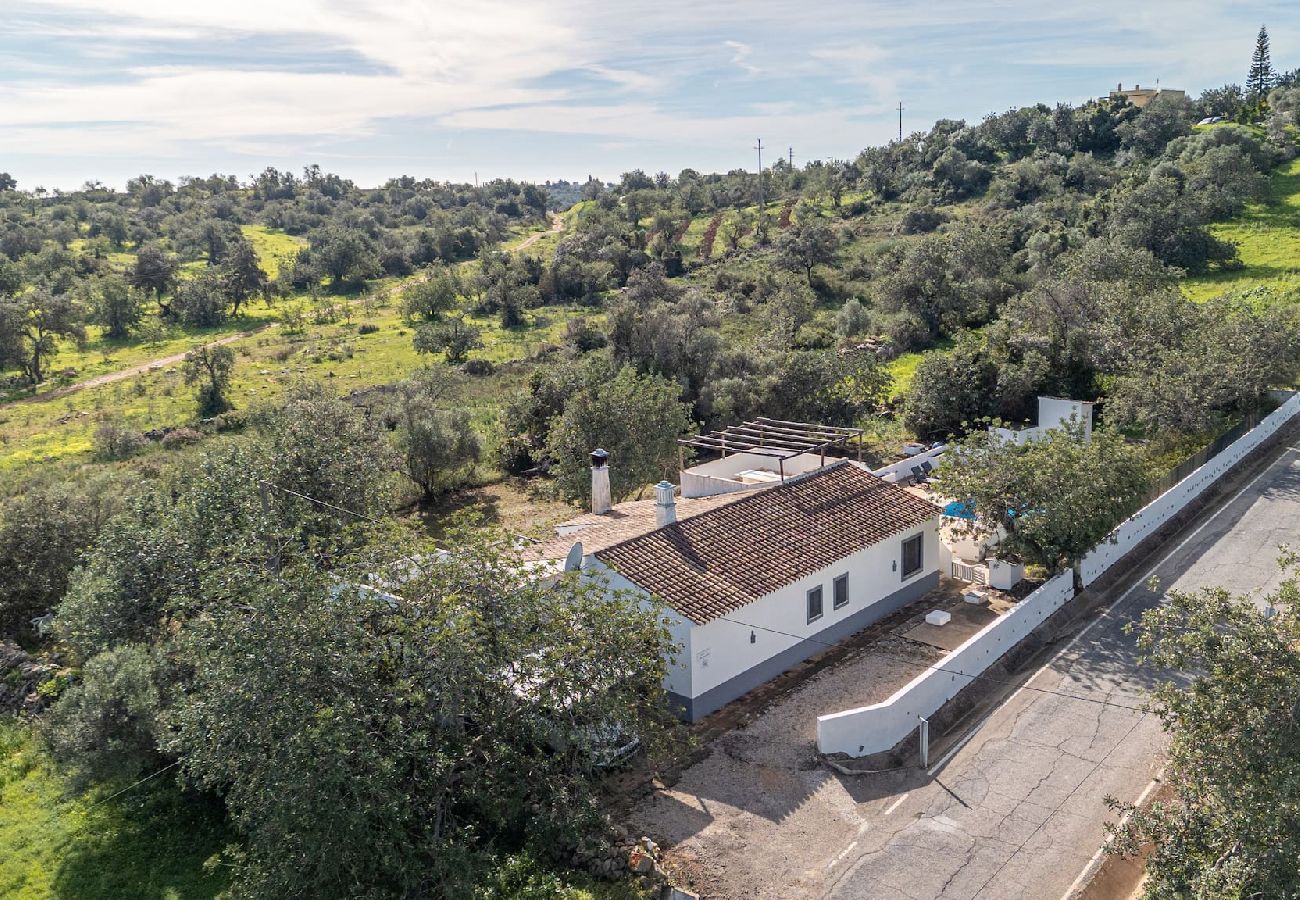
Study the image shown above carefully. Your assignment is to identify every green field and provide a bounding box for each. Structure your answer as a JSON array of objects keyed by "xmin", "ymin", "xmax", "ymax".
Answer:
[
  {"xmin": 1183, "ymin": 157, "xmax": 1300, "ymax": 302},
  {"xmin": 239, "ymin": 225, "xmax": 306, "ymax": 279},
  {"xmin": 0, "ymin": 722, "xmax": 231, "ymax": 900},
  {"xmin": 0, "ymin": 291, "xmax": 600, "ymax": 473}
]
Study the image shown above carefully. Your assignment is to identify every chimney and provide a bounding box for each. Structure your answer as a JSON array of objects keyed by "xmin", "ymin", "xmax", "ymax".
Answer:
[
  {"xmin": 590, "ymin": 448, "xmax": 611, "ymax": 515},
  {"xmin": 654, "ymin": 480, "xmax": 677, "ymax": 527}
]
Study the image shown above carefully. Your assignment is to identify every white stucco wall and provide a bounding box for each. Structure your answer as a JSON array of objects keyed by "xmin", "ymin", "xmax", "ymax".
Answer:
[
  {"xmin": 681, "ymin": 451, "xmax": 829, "ymax": 498},
  {"xmin": 817, "ymin": 570, "xmax": 1074, "ymax": 757},
  {"xmin": 685, "ymin": 522, "xmax": 940, "ymax": 700},
  {"xmin": 871, "ymin": 446, "xmax": 946, "ymax": 484},
  {"xmin": 583, "ymin": 559, "xmax": 694, "ymax": 699}
]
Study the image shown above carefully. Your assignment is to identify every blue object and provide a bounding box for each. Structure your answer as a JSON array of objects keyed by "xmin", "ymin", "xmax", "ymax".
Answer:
[{"xmin": 943, "ymin": 501, "xmax": 976, "ymax": 520}]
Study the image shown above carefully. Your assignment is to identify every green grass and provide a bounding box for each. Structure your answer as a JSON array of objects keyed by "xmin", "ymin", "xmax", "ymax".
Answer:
[
  {"xmin": 885, "ymin": 337, "xmax": 955, "ymax": 394},
  {"xmin": 1183, "ymin": 157, "xmax": 1300, "ymax": 303},
  {"xmin": 239, "ymin": 225, "xmax": 305, "ymax": 279},
  {"xmin": 0, "ymin": 720, "xmax": 231, "ymax": 900},
  {"xmin": 0, "ymin": 297, "xmax": 601, "ymax": 472}
]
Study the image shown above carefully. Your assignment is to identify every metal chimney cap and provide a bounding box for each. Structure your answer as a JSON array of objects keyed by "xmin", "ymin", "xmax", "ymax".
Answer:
[
  {"xmin": 654, "ymin": 480, "xmax": 674, "ymax": 491},
  {"xmin": 590, "ymin": 448, "xmax": 610, "ymax": 467}
]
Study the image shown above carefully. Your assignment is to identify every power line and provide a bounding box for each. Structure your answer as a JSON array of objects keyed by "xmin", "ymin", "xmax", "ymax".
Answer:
[
  {"xmin": 715, "ymin": 612, "xmax": 1149, "ymax": 714},
  {"xmin": 256, "ymin": 478, "xmax": 381, "ymax": 524},
  {"xmin": 84, "ymin": 760, "xmax": 181, "ymax": 812}
]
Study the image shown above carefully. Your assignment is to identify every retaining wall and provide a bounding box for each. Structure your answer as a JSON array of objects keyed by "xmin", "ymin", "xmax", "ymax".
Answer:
[{"xmin": 817, "ymin": 392, "xmax": 1300, "ymax": 758}]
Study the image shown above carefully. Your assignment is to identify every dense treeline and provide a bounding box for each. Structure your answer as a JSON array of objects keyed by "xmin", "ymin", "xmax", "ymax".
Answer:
[{"xmin": 468, "ymin": 81, "xmax": 1300, "ymax": 502}]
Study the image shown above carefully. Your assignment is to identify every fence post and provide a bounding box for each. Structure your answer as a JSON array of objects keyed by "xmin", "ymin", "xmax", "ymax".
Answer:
[{"xmin": 918, "ymin": 716, "xmax": 930, "ymax": 768}]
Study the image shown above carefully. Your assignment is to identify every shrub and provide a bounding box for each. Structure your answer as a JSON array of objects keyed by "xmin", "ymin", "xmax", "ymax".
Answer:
[
  {"xmin": 93, "ymin": 421, "xmax": 147, "ymax": 461},
  {"xmin": 358, "ymin": 323, "xmax": 379, "ymax": 335},
  {"xmin": 161, "ymin": 427, "xmax": 204, "ymax": 449},
  {"xmin": 461, "ymin": 358, "xmax": 495, "ymax": 377}
]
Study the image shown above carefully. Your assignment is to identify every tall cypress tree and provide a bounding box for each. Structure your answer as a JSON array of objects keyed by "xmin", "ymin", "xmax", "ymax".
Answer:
[{"xmin": 1247, "ymin": 25, "xmax": 1275, "ymax": 100}]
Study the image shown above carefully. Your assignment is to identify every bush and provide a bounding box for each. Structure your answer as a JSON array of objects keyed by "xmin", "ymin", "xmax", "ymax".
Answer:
[
  {"xmin": 93, "ymin": 421, "xmax": 147, "ymax": 461},
  {"xmin": 461, "ymin": 358, "xmax": 495, "ymax": 377},
  {"xmin": 358, "ymin": 323, "xmax": 380, "ymax": 335},
  {"xmin": 44, "ymin": 643, "xmax": 163, "ymax": 787},
  {"xmin": 897, "ymin": 205, "xmax": 948, "ymax": 235},
  {"xmin": 161, "ymin": 427, "xmax": 203, "ymax": 449}
]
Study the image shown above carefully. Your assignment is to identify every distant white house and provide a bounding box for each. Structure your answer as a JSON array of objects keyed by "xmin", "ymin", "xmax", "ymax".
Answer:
[
  {"xmin": 991, "ymin": 396, "xmax": 1094, "ymax": 446},
  {"xmin": 528, "ymin": 457, "xmax": 942, "ymax": 721}
]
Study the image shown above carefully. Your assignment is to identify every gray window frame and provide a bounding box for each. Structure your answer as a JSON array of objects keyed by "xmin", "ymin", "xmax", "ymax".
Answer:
[
  {"xmin": 901, "ymin": 534, "xmax": 924, "ymax": 580},
  {"xmin": 833, "ymin": 573, "xmax": 849, "ymax": 610},
  {"xmin": 807, "ymin": 585, "xmax": 824, "ymax": 624}
]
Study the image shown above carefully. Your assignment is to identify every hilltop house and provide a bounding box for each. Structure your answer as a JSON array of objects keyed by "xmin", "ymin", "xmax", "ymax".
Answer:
[
  {"xmin": 1108, "ymin": 82, "xmax": 1185, "ymax": 108},
  {"xmin": 528, "ymin": 439, "xmax": 941, "ymax": 721}
]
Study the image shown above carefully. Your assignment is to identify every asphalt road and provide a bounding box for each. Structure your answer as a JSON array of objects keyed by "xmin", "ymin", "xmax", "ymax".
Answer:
[{"xmin": 823, "ymin": 443, "xmax": 1300, "ymax": 900}]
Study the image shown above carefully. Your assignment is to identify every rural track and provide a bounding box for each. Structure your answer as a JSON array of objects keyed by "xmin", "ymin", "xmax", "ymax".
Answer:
[
  {"xmin": 513, "ymin": 212, "xmax": 565, "ymax": 250},
  {"xmin": 4, "ymin": 328, "xmax": 265, "ymax": 408},
  {"xmin": 2, "ymin": 214, "xmax": 567, "ymax": 410}
]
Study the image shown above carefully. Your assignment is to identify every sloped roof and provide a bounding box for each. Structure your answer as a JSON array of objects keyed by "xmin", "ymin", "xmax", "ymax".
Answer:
[
  {"xmin": 522, "ymin": 491, "xmax": 748, "ymax": 561},
  {"xmin": 595, "ymin": 462, "xmax": 941, "ymax": 625}
]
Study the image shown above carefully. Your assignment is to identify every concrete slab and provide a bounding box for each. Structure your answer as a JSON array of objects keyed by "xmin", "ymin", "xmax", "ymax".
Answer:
[{"xmin": 904, "ymin": 598, "xmax": 998, "ymax": 650}]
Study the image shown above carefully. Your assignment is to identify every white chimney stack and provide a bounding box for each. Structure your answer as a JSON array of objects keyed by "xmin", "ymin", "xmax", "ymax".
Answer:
[
  {"xmin": 591, "ymin": 448, "xmax": 612, "ymax": 515},
  {"xmin": 655, "ymin": 480, "xmax": 677, "ymax": 527}
]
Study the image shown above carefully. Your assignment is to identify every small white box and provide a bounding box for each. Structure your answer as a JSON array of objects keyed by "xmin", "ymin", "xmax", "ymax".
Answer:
[
  {"xmin": 963, "ymin": 590, "xmax": 986, "ymax": 605},
  {"xmin": 925, "ymin": 610, "xmax": 952, "ymax": 627}
]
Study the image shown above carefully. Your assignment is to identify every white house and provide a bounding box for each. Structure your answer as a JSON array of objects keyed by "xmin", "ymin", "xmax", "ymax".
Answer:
[{"xmin": 529, "ymin": 460, "xmax": 942, "ymax": 722}]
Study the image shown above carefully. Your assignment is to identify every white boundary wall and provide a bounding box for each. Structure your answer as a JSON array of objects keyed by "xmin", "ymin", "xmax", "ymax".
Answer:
[
  {"xmin": 817, "ymin": 392, "xmax": 1300, "ymax": 758},
  {"xmin": 873, "ymin": 445, "xmax": 946, "ymax": 484},
  {"xmin": 1079, "ymin": 391, "xmax": 1300, "ymax": 586},
  {"xmin": 818, "ymin": 571, "xmax": 1073, "ymax": 757}
]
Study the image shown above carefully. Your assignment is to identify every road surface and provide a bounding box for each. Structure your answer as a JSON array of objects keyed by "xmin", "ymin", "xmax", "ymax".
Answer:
[{"xmin": 823, "ymin": 442, "xmax": 1300, "ymax": 900}]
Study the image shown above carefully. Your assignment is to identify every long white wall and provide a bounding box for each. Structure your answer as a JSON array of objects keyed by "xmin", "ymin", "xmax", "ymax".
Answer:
[
  {"xmin": 1079, "ymin": 391, "xmax": 1300, "ymax": 586},
  {"xmin": 818, "ymin": 571, "xmax": 1072, "ymax": 757},
  {"xmin": 818, "ymin": 392, "xmax": 1300, "ymax": 758}
]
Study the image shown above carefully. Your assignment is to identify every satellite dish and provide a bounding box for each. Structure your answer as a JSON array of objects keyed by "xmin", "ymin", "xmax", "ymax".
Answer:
[{"xmin": 563, "ymin": 541, "xmax": 584, "ymax": 572}]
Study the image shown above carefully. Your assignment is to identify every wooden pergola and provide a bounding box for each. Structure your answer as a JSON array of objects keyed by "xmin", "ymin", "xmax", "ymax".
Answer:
[{"xmin": 678, "ymin": 417, "xmax": 865, "ymax": 481}]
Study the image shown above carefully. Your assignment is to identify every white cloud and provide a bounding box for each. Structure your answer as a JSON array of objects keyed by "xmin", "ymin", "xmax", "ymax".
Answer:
[
  {"xmin": 3, "ymin": 0, "xmax": 1298, "ymax": 186},
  {"xmin": 724, "ymin": 40, "xmax": 760, "ymax": 77}
]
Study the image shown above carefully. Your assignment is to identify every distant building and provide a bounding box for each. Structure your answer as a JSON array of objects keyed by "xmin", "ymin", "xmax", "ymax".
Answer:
[{"xmin": 1109, "ymin": 83, "xmax": 1186, "ymax": 108}]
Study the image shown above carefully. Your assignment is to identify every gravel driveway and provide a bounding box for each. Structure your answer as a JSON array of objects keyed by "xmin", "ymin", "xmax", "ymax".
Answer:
[{"xmin": 628, "ymin": 635, "xmax": 940, "ymax": 900}]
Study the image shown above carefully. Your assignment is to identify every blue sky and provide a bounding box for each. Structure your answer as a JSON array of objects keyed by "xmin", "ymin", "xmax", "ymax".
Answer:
[{"xmin": 2, "ymin": 1, "xmax": 1297, "ymax": 190}]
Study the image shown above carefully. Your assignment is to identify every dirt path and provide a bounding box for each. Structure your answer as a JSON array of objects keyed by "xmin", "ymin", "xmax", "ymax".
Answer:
[
  {"xmin": 5, "ymin": 214, "xmax": 566, "ymax": 409},
  {"xmin": 8, "ymin": 328, "xmax": 267, "ymax": 407},
  {"xmin": 514, "ymin": 213, "xmax": 565, "ymax": 251}
]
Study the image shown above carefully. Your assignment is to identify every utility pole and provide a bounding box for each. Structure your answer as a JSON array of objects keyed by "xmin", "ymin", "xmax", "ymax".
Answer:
[
  {"xmin": 788, "ymin": 146, "xmax": 794, "ymax": 169},
  {"xmin": 898, "ymin": 101, "xmax": 904, "ymax": 142},
  {"xmin": 754, "ymin": 138, "xmax": 766, "ymax": 238}
]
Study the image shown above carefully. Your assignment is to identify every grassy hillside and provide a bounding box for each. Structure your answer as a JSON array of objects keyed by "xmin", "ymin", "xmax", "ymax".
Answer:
[
  {"xmin": 1183, "ymin": 157, "xmax": 1300, "ymax": 302},
  {"xmin": 0, "ymin": 722, "xmax": 231, "ymax": 900},
  {"xmin": 0, "ymin": 293, "xmax": 598, "ymax": 475}
]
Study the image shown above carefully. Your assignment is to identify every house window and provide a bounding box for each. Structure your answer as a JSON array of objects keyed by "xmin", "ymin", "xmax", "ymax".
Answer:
[
  {"xmin": 833, "ymin": 574, "xmax": 849, "ymax": 610},
  {"xmin": 807, "ymin": 585, "xmax": 824, "ymax": 624},
  {"xmin": 902, "ymin": 534, "xmax": 924, "ymax": 580}
]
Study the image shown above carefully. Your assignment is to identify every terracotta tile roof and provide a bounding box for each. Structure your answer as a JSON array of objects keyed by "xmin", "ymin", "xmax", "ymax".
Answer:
[
  {"xmin": 594, "ymin": 462, "xmax": 941, "ymax": 625},
  {"xmin": 523, "ymin": 491, "xmax": 749, "ymax": 561}
]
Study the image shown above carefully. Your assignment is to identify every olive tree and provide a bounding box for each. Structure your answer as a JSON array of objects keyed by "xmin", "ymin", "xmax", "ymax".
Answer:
[
  {"xmin": 1110, "ymin": 559, "xmax": 1300, "ymax": 898},
  {"xmin": 183, "ymin": 343, "xmax": 235, "ymax": 416},
  {"xmin": 934, "ymin": 421, "xmax": 1149, "ymax": 582}
]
